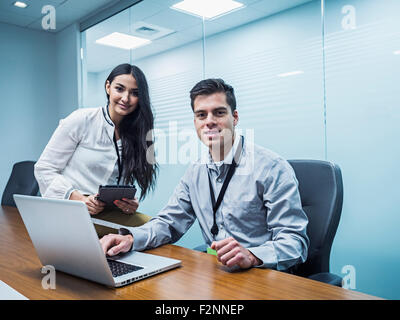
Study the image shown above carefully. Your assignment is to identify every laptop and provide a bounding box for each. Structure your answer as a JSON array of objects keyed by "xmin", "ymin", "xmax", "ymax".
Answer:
[{"xmin": 13, "ymin": 194, "xmax": 181, "ymax": 288}]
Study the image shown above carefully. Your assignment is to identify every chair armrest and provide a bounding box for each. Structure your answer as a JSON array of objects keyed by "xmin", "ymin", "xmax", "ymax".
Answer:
[{"xmin": 308, "ymin": 272, "xmax": 342, "ymax": 287}]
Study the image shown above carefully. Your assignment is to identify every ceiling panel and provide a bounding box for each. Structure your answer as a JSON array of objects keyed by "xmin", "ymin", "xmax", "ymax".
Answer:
[
  {"xmin": 0, "ymin": 0, "xmax": 65, "ymax": 20},
  {"xmin": 0, "ymin": 11, "xmax": 37, "ymax": 27},
  {"xmin": 249, "ymin": 0, "xmax": 314, "ymax": 15},
  {"xmin": 58, "ymin": 0, "xmax": 117, "ymax": 15},
  {"xmin": 83, "ymin": 0, "xmax": 318, "ymax": 72},
  {"xmin": 143, "ymin": 8, "xmax": 201, "ymax": 33},
  {"xmin": 129, "ymin": 1, "xmax": 164, "ymax": 21},
  {"xmin": 0, "ymin": 0, "xmax": 118, "ymax": 32}
]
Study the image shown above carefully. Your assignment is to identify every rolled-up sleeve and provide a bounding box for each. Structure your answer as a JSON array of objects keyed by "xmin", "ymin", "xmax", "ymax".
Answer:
[
  {"xmin": 34, "ymin": 110, "xmax": 85, "ymax": 199},
  {"xmin": 248, "ymin": 159, "xmax": 309, "ymax": 271},
  {"xmin": 130, "ymin": 167, "xmax": 197, "ymax": 251}
]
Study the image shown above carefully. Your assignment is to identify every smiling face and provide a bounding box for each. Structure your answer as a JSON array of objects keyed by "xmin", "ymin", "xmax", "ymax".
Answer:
[
  {"xmin": 105, "ymin": 73, "xmax": 139, "ymax": 125},
  {"xmin": 193, "ymin": 92, "xmax": 238, "ymax": 157}
]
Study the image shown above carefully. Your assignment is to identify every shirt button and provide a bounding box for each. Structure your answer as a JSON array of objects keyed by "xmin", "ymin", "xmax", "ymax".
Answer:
[{"xmin": 217, "ymin": 178, "xmax": 223, "ymax": 183}]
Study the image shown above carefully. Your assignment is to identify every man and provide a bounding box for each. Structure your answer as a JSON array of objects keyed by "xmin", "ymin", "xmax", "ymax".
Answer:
[{"xmin": 100, "ymin": 78, "xmax": 309, "ymax": 271}]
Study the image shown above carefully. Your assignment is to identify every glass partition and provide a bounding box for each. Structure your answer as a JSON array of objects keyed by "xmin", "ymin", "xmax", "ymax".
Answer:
[
  {"xmin": 79, "ymin": 0, "xmax": 400, "ymax": 299},
  {"xmin": 324, "ymin": 0, "xmax": 400, "ymax": 299},
  {"xmin": 204, "ymin": 0, "xmax": 325, "ymax": 159},
  {"xmin": 80, "ymin": 0, "xmax": 325, "ymax": 251},
  {"xmin": 80, "ymin": 0, "xmax": 205, "ymax": 248}
]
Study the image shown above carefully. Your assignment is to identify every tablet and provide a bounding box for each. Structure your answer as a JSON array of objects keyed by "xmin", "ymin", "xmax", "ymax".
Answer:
[{"xmin": 97, "ymin": 185, "xmax": 137, "ymax": 206}]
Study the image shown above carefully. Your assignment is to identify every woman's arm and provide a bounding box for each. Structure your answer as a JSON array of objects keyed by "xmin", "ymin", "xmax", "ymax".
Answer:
[
  {"xmin": 70, "ymin": 191, "xmax": 105, "ymax": 215},
  {"xmin": 34, "ymin": 110, "xmax": 85, "ymax": 199}
]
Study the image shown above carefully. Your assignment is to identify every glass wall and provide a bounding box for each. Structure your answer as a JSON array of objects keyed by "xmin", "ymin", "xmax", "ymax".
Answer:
[
  {"xmin": 80, "ymin": 0, "xmax": 400, "ymax": 299},
  {"xmin": 323, "ymin": 0, "xmax": 400, "ymax": 299},
  {"xmin": 204, "ymin": 0, "xmax": 325, "ymax": 159}
]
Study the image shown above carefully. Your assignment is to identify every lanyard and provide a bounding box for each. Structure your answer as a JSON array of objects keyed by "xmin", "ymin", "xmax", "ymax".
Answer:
[
  {"xmin": 113, "ymin": 134, "xmax": 123, "ymax": 185},
  {"xmin": 106, "ymin": 103, "xmax": 123, "ymax": 185},
  {"xmin": 208, "ymin": 135, "xmax": 244, "ymax": 237}
]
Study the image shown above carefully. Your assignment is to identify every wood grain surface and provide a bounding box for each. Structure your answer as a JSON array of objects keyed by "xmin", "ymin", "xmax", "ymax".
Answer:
[{"xmin": 0, "ymin": 206, "xmax": 381, "ymax": 300}]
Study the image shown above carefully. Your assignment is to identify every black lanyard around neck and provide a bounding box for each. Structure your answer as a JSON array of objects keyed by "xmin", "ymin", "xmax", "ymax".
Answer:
[
  {"xmin": 113, "ymin": 134, "xmax": 123, "ymax": 185},
  {"xmin": 208, "ymin": 135, "xmax": 244, "ymax": 237},
  {"xmin": 106, "ymin": 103, "xmax": 123, "ymax": 185}
]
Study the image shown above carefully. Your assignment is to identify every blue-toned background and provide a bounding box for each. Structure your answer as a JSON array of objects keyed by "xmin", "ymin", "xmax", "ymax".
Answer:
[{"xmin": 1, "ymin": 0, "xmax": 399, "ymax": 299}]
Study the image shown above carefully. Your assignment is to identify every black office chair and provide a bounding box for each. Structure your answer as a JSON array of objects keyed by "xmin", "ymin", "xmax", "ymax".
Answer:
[
  {"xmin": 1, "ymin": 161, "xmax": 39, "ymax": 207},
  {"xmin": 288, "ymin": 159, "xmax": 343, "ymax": 287}
]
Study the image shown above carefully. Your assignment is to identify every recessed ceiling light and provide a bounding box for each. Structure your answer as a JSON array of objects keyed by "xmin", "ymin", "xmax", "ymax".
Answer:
[
  {"xmin": 277, "ymin": 71, "xmax": 304, "ymax": 78},
  {"xmin": 95, "ymin": 32, "xmax": 151, "ymax": 50},
  {"xmin": 394, "ymin": 50, "xmax": 400, "ymax": 55},
  {"xmin": 171, "ymin": 0, "xmax": 245, "ymax": 20},
  {"xmin": 14, "ymin": 1, "xmax": 28, "ymax": 8}
]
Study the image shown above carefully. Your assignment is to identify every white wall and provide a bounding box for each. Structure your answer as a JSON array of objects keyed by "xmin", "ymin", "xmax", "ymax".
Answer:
[
  {"xmin": 55, "ymin": 23, "xmax": 81, "ymax": 119},
  {"xmin": 0, "ymin": 21, "xmax": 81, "ymax": 196},
  {"xmin": 0, "ymin": 22, "xmax": 58, "ymax": 194}
]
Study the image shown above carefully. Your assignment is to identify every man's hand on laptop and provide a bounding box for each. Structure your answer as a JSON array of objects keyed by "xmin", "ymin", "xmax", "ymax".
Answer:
[{"xmin": 100, "ymin": 234, "xmax": 133, "ymax": 256}]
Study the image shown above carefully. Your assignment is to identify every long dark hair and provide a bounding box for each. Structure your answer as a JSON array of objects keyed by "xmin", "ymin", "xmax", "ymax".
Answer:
[{"xmin": 105, "ymin": 63, "xmax": 158, "ymax": 200}]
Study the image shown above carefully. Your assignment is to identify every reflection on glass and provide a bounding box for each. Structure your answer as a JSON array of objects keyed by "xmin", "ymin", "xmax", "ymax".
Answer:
[
  {"xmin": 78, "ymin": 0, "xmax": 400, "ymax": 300},
  {"xmin": 171, "ymin": 0, "xmax": 245, "ymax": 20},
  {"xmin": 324, "ymin": 0, "xmax": 400, "ymax": 300},
  {"xmin": 95, "ymin": 32, "xmax": 151, "ymax": 50},
  {"xmin": 80, "ymin": 0, "xmax": 325, "ymax": 248},
  {"xmin": 203, "ymin": 0, "xmax": 325, "ymax": 160}
]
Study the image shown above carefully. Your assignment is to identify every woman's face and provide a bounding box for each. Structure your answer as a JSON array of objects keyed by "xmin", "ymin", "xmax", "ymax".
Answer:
[{"xmin": 106, "ymin": 73, "xmax": 139, "ymax": 119}]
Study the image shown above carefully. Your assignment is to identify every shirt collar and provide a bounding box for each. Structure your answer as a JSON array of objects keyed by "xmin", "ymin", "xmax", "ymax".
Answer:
[
  {"xmin": 206, "ymin": 133, "xmax": 242, "ymax": 168},
  {"xmin": 102, "ymin": 104, "xmax": 115, "ymax": 142},
  {"xmin": 102, "ymin": 104, "xmax": 115, "ymax": 127}
]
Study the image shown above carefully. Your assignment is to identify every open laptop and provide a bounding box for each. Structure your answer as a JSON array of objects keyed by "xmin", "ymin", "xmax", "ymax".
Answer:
[{"xmin": 13, "ymin": 194, "xmax": 181, "ymax": 288}]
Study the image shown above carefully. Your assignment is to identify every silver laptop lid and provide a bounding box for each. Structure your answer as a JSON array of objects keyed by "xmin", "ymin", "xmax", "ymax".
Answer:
[{"xmin": 13, "ymin": 194, "xmax": 115, "ymax": 287}]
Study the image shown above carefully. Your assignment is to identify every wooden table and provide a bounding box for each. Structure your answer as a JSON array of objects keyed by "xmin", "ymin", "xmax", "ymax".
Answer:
[{"xmin": 0, "ymin": 205, "xmax": 380, "ymax": 300}]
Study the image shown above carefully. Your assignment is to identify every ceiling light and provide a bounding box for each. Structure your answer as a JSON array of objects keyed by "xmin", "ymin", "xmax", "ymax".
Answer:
[
  {"xmin": 394, "ymin": 50, "xmax": 400, "ymax": 55},
  {"xmin": 95, "ymin": 32, "xmax": 151, "ymax": 50},
  {"xmin": 171, "ymin": 0, "xmax": 245, "ymax": 20},
  {"xmin": 14, "ymin": 1, "xmax": 28, "ymax": 8},
  {"xmin": 277, "ymin": 71, "xmax": 304, "ymax": 78}
]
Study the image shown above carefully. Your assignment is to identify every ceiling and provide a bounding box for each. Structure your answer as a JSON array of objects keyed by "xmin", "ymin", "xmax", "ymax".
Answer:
[
  {"xmin": 0, "ymin": 0, "xmax": 119, "ymax": 32},
  {"xmin": 0, "ymin": 0, "xmax": 315, "ymax": 71},
  {"xmin": 85, "ymin": 0, "xmax": 314, "ymax": 72}
]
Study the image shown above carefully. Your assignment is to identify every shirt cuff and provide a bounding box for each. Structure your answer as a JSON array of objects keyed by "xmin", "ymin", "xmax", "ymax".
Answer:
[
  {"xmin": 65, "ymin": 188, "xmax": 76, "ymax": 200},
  {"xmin": 248, "ymin": 243, "xmax": 278, "ymax": 269},
  {"xmin": 130, "ymin": 227, "xmax": 150, "ymax": 251}
]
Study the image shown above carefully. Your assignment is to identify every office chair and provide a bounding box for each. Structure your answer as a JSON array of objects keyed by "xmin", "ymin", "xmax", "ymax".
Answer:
[
  {"xmin": 1, "ymin": 161, "xmax": 39, "ymax": 207},
  {"xmin": 287, "ymin": 159, "xmax": 343, "ymax": 287}
]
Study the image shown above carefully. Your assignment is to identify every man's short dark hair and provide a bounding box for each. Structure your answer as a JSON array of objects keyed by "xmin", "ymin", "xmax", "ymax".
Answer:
[{"xmin": 190, "ymin": 78, "xmax": 236, "ymax": 113}]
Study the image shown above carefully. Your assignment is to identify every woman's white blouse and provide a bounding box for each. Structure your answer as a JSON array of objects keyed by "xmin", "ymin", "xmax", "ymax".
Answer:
[{"xmin": 34, "ymin": 106, "xmax": 122, "ymax": 199}]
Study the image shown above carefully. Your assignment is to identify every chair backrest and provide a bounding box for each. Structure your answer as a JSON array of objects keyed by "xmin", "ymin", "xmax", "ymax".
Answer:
[
  {"xmin": 288, "ymin": 160, "xmax": 343, "ymax": 277},
  {"xmin": 1, "ymin": 161, "xmax": 39, "ymax": 207}
]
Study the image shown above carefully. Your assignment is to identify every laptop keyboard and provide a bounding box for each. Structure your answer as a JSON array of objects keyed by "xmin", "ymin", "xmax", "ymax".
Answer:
[{"xmin": 107, "ymin": 259, "xmax": 143, "ymax": 277}]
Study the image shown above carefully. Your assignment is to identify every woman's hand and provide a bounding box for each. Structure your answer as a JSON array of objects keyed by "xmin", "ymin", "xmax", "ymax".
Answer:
[
  {"xmin": 113, "ymin": 197, "xmax": 139, "ymax": 215},
  {"xmin": 70, "ymin": 191, "xmax": 105, "ymax": 215}
]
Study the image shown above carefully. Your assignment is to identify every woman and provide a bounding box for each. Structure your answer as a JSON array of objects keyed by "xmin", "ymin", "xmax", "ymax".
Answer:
[{"xmin": 34, "ymin": 63, "xmax": 157, "ymax": 235}]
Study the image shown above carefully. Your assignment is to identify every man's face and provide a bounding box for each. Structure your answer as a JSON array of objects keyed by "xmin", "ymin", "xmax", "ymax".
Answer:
[{"xmin": 193, "ymin": 92, "xmax": 238, "ymax": 151}]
